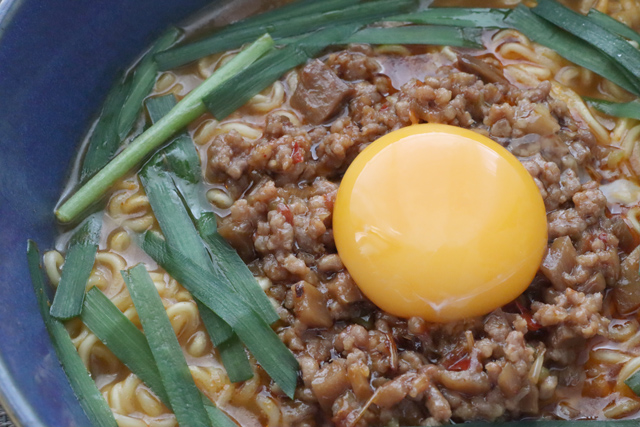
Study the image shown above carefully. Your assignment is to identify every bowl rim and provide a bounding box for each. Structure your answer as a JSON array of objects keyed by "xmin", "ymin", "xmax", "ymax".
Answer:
[
  {"xmin": 0, "ymin": 373, "xmax": 37, "ymax": 427},
  {"xmin": 0, "ymin": 0, "xmax": 92, "ymax": 424},
  {"xmin": 0, "ymin": 4, "xmax": 40, "ymax": 425}
]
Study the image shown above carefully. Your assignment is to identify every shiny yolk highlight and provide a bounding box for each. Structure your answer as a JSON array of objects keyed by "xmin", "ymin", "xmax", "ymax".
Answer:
[{"xmin": 333, "ymin": 124, "xmax": 547, "ymax": 323}]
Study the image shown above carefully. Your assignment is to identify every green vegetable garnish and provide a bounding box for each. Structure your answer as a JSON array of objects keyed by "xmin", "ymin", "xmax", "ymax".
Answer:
[
  {"xmin": 139, "ymin": 167, "xmax": 228, "ymax": 327},
  {"xmin": 82, "ymin": 287, "xmax": 170, "ymax": 406},
  {"xmin": 117, "ymin": 27, "xmax": 182, "ymax": 140},
  {"xmin": 140, "ymin": 100, "xmax": 273, "ymax": 319},
  {"xmin": 197, "ymin": 213, "xmax": 279, "ymax": 326},
  {"xmin": 49, "ymin": 214, "xmax": 101, "ymax": 320},
  {"xmin": 144, "ymin": 95, "xmax": 277, "ymax": 384},
  {"xmin": 204, "ymin": 44, "xmax": 306, "ymax": 120},
  {"xmin": 140, "ymin": 231, "xmax": 299, "ymax": 399},
  {"xmin": 80, "ymin": 28, "xmax": 180, "ymax": 182},
  {"xmin": 80, "ymin": 77, "xmax": 132, "ymax": 183},
  {"xmin": 197, "ymin": 299, "xmax": 254, "ymax": 383},
  {"xmin": 205, "ymin": 25, "xmax": 356, "ymax": 120},
  {"xmin": 122, "ymin": 264, "xmax": 212, "ymax": 427},
  {"xmin": 227, "ymin": 0, "xmax": 361, "ymax": 32},
  {"xmin": 155, "ymin": 0, "xmax": 417, "ymax": 70},
  {"xmin": 144, "ymin": 95, "xmax": 202, "ymax": 184},
  {"xmin": 144, "ymin": 94, "xmax": 212, "ymax": 223},
  {"xmin": 584, "ymin": 97, "xmax": 640, "ymax": 121},
  {"xmin": 56, "ymin": 34, "xmax": 275, "ymax": 223},
  {"xmin": 587, "ymin": 9, "xmax": 640, "ymax": 45},
  {"xmin": 388, "ymin": 7, "xmax": 510, "ymax": 28},
  {"xmin": 625, "ymin": 366, "xmax": 640, "ymax": 398},
  {"xmin": 505, "ymin": 5, "xmax": 640, "ymax": 97},
  {"xmin": 82, "ymin": 288, "xmax": 237, "ymax": 426},
  {"xmin": 344, "ymin": 25, "xmax": 483, "ymax": 49},
  {"xmin": 532, "ymin": 0, "xmax": 640, "ymax": 94},
  {"xmin": 146, "ymin": 96, "xmax": 278, "ymax": 360},
  {"xmin": 27, "ymin": 241, "xmax": 117, "ymax": 427},
  {"xmin": 139, "ymin": 164, "xmax": 253, "ymax": 380},
  {"xmin": 145, "ymin": 95, "xmax": 279, "ymax": 334}
]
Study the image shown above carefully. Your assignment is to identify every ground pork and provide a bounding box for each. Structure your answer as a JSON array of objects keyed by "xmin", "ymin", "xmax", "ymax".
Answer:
[{"xmin": 205, "ymin": 47, "xmax": 631, "ymax": 426}]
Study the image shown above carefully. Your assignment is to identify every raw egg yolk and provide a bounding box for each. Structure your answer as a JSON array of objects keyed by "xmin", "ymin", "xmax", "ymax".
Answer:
[{"xmin": 333, "ymin": 124, "xmax": 547, "ymax": 323}]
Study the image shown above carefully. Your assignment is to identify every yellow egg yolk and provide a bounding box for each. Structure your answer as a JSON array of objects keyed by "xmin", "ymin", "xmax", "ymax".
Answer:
[{"xmin": 333, "ymin": 124, "xmax": 548, "ymax": 323}]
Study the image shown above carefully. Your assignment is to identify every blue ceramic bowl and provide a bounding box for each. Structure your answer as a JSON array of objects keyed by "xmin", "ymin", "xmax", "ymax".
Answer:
[{"xmin": 0, "ymin": 0, "xmax": 264, "ymax": 425}]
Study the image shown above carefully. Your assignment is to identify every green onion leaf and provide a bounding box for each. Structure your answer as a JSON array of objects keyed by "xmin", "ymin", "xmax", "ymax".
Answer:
[
  {"xmin": 117, "ymin": 27, "xmax": 182, "ymax": 141},
  {"xmin": 82, "ymin": 287, "xmax": 170, "ymax": 406},
  {"xmin": 50, "ymin": 214, "xmax": 101, "ymax": 320},
  {"xmin": 122, "ymin": 264, "xmax": 212, "ymax": 427},
  {"xmin": 135, "ymin": 95, "xmax": 256, "ymax": 385},
  {"xmin": 140, "ymin": 231, "xmax": 300, "ymax": 399},
  {"xmin": 80, "ymin": 29, "xmax": 180, "ymax": 183},
  {"xmin": 532, "ymin": 0, "xmax": 640, "ymax": 94},
  {"xmin": 585, "ymin": 97, "xmax": 640, "ymax": 121},
  {"xmin": 139, "ymin": 164, "xmax": 257, "ymax": 383},
  {"xmin": 205, "ymin": 24, "xmax": 357, "ymax": 120},
  {"xmin": 504, "ymin": 5, "xmax": 640, "ymax": 97},
  {"xmin": 140, "ymin": 85, "xmax": 297, "ymax": 396},
  {"xmin": 146, "ymin": 93, "xmax": 181, "ymax": 126},
  {"xmin": 56, "ymin": 34, "xmax": 274, "ymax": 223},
  {"xmin": 344, "ymin": 25, "xmax": 483, "ymax": 49},
  {"xmin": 155, "ymin": 0, "xmax": 417, "ymax": 70},
  {"xmin": 27, "ymin": 241, "xmax": 117, "ymax": 427},
  {"xmin": 625, "ymin": 367, "xmax": 640, "ymax": 397},
  {"xmin": 146, "ymin": 94, "xmax": 278, "ymax": 327},
  {"xmin": 204, "ymin": 405, "xmax": 239, "ymax": 427},
  {"xmin": 198, "ymin": 300, "xmax": 254, "ymax": 383},
  {"xmin": 197, "ymin": 213, "xmax": 279, "ymax": 325},
  {"xmin": 587, "ymin": 9, "xmax": 640, "ymax": 45},
  {"xmin": 144, "ymin": 93, "xmax": 202, "ymax": 183},
  {"xmin": 227, "ymin": 0, "xmax": 361, "ymax": 33},
  {"xmin": 139, "ymin": 166, "xmax": 235, "ymax": 345},
  {"xmin": 138, "ymin": 168, "xmax": 207, "ymax": 262},
  {"xmin": 80, "ymin": 77, "xmax": 132, "ymax": 182},
  {"xmin": 82, "ymin": 288, "xmax": 238, "ymax": 426},
  {"xmin": 275, "ymin": 22, "xmax": 361, "ymax": 48},
  {"xmin": 215, "ymin": 0, "xmax": 362, "ymax": 35},
  {"xmin": 145, "ymin": 94, "xmax": 210, "ymax": 218},
  {"xmin": 388, "ymin": 8, "xmax": 510, "ymax": 28},
  {"xmin": 145, "ymin": 93, "xmax": 266, "ymax": 321},
  {"xmin": 146, "ymin": 94, "xmax": 278, "ymax": 338},
  {"xmin": 204, "ymin": 44, "xmax": 305, "ymax": 123}
]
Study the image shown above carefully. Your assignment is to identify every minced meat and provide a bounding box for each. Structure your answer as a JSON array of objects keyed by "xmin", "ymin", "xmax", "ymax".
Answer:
[{"xmin": 204, "ymin": 47, "xmax": 631, "ymax": 426}]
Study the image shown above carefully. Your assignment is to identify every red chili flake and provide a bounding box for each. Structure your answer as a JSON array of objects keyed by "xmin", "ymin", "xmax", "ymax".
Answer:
[
  {"xmin": 277, "ymin": 203, "xmax": 293, "ymax": 224},
  {"xmin": 442, "ymin": 347, "xmax": 470, "ymax": 371},
  {"xmin": 292, "ymin": 141, "xmax": 304, "ymax": 164},
  {"xmin": 380, "ymin": 103, "xmax": 389, "ymax": 111},
  {"xmin": 515, "ymin": 300, "xmax": 542, "ymax": 331}
]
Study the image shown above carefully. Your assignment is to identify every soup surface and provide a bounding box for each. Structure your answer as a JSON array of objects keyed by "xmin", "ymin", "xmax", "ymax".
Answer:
[{"xmin": 42, "ymin": 0, "xmax": 640, "ymax": 426}]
